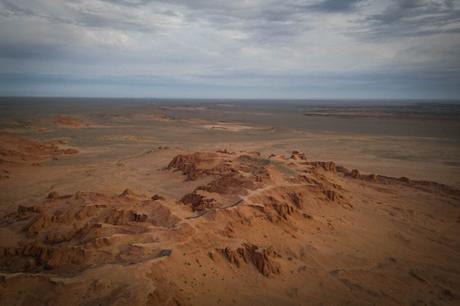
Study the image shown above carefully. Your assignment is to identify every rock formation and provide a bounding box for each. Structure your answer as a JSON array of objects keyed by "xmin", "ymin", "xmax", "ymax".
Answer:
[{"xmin": 218, "ymin": 243, "xmax": 281, "ymax": 277}]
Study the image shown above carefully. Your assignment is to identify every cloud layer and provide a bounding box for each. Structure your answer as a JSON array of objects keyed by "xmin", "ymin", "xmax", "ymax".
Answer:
[{"xmin": 0, "ymin": 0, "xmax": 459, "ymax": 99}]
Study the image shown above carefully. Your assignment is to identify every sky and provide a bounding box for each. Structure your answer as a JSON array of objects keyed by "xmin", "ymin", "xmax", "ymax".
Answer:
[{"xmin": 0, "ymin": 0, "xmax": 459, "ymax": 99}]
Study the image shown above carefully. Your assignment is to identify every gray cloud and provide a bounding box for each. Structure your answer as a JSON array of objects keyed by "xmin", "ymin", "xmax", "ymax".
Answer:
[
  {"xmin": 0, "ymin": 0, "xmax": 459, "ymax": 98},
  {"xmin": 0, "ymin": 43, "xmax": 68, "ymax": 60},
  {"xmin": 0, "ymin": 0, "xmax": 35, "ymax": 16},
  {"xmin": 0, "ymin": 0, "xmax": 155, "ymax": 32},
  {"xmin": 365, "ymin": 0, "xmax": 460, "ymax": 38},
  {"xmin": 307, "ymin": 0, "xmax": 363, "ymax": 12}
]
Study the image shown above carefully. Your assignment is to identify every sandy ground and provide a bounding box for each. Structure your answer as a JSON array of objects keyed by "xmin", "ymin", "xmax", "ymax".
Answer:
[{"xmin": 0, "ymin": 105, "xmax": 459, "ymax": 305}]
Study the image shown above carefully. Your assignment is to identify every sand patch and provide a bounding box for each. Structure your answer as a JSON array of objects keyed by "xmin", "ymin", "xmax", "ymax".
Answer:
[{"xmin": 201, "ymin": 122, "xmax": 259, "ymax": 132}]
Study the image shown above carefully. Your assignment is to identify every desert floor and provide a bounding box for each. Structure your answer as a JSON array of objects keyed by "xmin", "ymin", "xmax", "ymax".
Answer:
[{"xmin": 0, "ymin": 100, "xmax": 459, "ymax": 305}]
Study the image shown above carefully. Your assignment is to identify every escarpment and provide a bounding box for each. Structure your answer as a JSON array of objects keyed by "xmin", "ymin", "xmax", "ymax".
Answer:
[{"xmin": 1, "ymin": 148, "xmax": 459, "ymax": 306}]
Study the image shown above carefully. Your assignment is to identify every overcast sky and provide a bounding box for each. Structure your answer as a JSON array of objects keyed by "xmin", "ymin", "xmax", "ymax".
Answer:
[{"xmin": 0, "ymin": 0, "xmax": 459, "ymax": 99}]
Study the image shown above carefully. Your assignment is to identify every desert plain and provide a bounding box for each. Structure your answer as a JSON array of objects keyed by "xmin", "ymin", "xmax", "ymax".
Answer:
[{"xmin": 0, "ymin": 98, "xmax": 459, "ymax": 306}]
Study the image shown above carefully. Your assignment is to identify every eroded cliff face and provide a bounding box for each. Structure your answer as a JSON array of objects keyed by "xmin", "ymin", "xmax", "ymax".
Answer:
[
  {"xmin": 1, "ymin": 149, "xmax": 459, "ymax": 306},
  {"xmin": 1, "ymin": 190, "xmax": 183, "ymax": 275}
]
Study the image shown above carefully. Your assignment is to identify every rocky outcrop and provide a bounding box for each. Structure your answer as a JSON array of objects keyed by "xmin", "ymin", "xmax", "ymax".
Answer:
[
  {"xmin": 170, "ymin": 152, "xmax": 271, "ymax": 212},
  {"xmin": 307, "ymin": 161, "xmax": 336, "ymax": 172},
  {"xmin": 167, "ymin": 152, "xmax": 236, "ymax": 180},
  {"xmin": 237, "ymin": 155, "xmax": 270, "ymax": 178},
  {"xmin": 197, "ymin": 174, "xmax": 255, "ymax": 195},
  {"xmin": 47, "ymin": 191, "xmax": 61, "ymax": 200},
  {"xmin": 0, "ymin": 190, "xmax": 181, "ymax": 274},
  {"xmin": 218, "ymin": 243, "xmax": 281, "ymax": 277},
  {"xmin": 252, "ymin": 196, "xmax": 299, "ymax": 223},
  {"xmin": 167, "ymin": 154, "xmax": 201, "ymax": 180},
  {"xmin": 104, "ymin": 209, "xmax": 148, "ymax": 225},
  {"xmin": 0, "ymin": 133, "xmax": 78, "ymax": 163},
  {"xmin": 17, "ymin": 205, "xmax": 41, "ymax": 214},
  {"xmin": 270, "ymin": 198, "xmax": 295, "ymax": 220},
  {"xmin": 287, "ymin": 192, "xmax": 303, "ymax": 209},
  {"xmin": 151, "ymin": 194, "xmax": 165, "ymax": 201},
  {"xmin": 0, "ymin": 243, "xmax": 87, "ymax": 272},
  {"xmin": 290, "ymin": 150, "xmax": 307, "ymax": 160},
  {"xmin": 350, "ymin": 169, "xmax": 360, "ymax": 179},
  {"xmin": 181, "ymin": 192, "xmax": 216, "ymax": 212},
  {"xmin": 324, "ymin": 190, "xmax": 337, "ymax": 201},
  {"xmin": 216, "ymin": 149, "xmax": 235, "ymax": 155}
]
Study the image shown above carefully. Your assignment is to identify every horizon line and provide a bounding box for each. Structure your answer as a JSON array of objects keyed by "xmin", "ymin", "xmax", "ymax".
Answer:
[{"xmin": 1, "ymin": 96, "xmax": 460, "ymax": 102}]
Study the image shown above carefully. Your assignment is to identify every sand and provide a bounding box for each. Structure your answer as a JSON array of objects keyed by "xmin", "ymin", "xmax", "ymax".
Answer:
[{"xmin": 0, "ymin": 100, "xmax": 459, "ymax": 305}]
